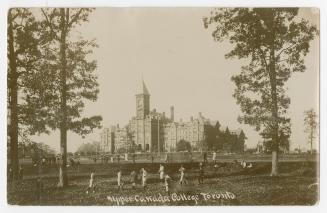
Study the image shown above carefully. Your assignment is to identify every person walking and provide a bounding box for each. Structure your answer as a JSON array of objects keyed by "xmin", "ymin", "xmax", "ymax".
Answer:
[
  {"xmin": 36, "ymin": 176, "xmax": 43, "ymax": 201},
  {"xmin": 212, "ymin": 151, "xmax": 217, "ymax": 163},
  {"xmin": 198, "ymin": 163, "xmax": 204, "ymax": 184},
  {"xmin": 130, "ymin": 170, "xmax": 138, "ymax": 189},
  {"xmin": 164, "ymin": 174, "xmax": 172, "ymax": 195},
  {"xmin": 117, "ymin": 155, "xmax": 120, "ymax": 164},
  {"xmin": 158, "ymin": 164, "xmax": 165, "ymax": 182},
  {"xmin": 18, "ymin": 165, "xmax": 24, "ymax": 180},
  {"xmin": 86, "ymin": 169, "xmax": 96, "ymax": 194},
  {"xmin": 117, "ymin": 169, "xmax": 123, "ymax": 191},
  {"xmin": 165, "ymin": 153, "xmax": 169, "ymax": 163},
  {"xmin": 8, "ymin": 166, "xmax": 13, "ymax": 184},
  {"xmin": 203, "ymin": 152, "xmax": 208, "ymax": 164},
  {"xmin": 141, "ymin": 168, "xmax": 147, "ymax": 190},
  {"xmin": 179, "ymin": 165, "xmax": 187, "ymax": 185}
]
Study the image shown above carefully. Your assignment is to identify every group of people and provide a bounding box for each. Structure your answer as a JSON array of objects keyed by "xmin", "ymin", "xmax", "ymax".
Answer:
[
  {"xmin": 93, "ymin": 153, "xmax": 134, "ymax": 164},
  {"xmin": 8, "ymin": 165, "xmax": 24, "ymax": 183},
  {"xmin": 240, "ymin": 160, "xmax": 253, "ymax": 168},
  {"xmin": 86, "ymin": 163, "xmax": 206, "ymax": 195}
]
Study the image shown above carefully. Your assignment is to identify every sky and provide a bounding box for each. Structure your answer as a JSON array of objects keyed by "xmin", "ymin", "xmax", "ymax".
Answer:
[{"xmin": 30, "ymin": 8, "xmax": 319, "ymax": 153}]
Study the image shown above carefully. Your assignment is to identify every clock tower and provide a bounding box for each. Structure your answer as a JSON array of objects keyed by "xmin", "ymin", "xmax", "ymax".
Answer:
[{"xmin": 136, "ymin": 81, "xmax": 150, "ymax": 118}]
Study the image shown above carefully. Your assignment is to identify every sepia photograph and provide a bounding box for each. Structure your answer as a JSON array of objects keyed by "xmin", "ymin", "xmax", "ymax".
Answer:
[{"xmin": 6, "ymin": 6, "xmax": 320, "ymax": 206}]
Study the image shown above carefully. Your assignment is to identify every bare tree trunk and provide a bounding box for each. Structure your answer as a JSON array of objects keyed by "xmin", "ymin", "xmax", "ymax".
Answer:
[
  {"xmin": 57, "ymin": 8, "xmax": 68, "ymax": 188},
  {"xmin": 270, "ymin": 70, "xmax": 279, "ymax": 177},
  {"xmin": 268, "ymin": 14, "xmax": 279, "ymax": 176},
  {"xmin": 8, "ymin": 12, "xmax": 19, "ymax": 180}
]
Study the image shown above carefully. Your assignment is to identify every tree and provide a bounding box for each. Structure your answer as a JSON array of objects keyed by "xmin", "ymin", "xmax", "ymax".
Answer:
[
  {"xmin": 206, "ymin": 125, "xmax": 217, "ymax": 151},
  {"xmin": 204, "ymin": 8, "xmax": 317, "ymax": 176},
  {"xmin": 76, "ymin": 141, "xmax": 100, "ymax": 155},
  {"xmin": 236, "ymin": 130, "xmax": 247, "ymax": 153},
  {"xmin": 262, "ymin": 132, "xmax": 290, "ymax": 154},
  {"xmin": 304, "ymin": 109, "xmax": 318, "ymax": 154},
  {"xmin": 23, "ymin": 8, "xmax": 102, "ymax": 187},
  {"xmin": 176, "ymin": 139, "xmax": 191, "ymax": 152},
  {"xmin": 222, "ymin": 127, "xmax": 232, "ymax": 153},
  {"xmin": 7, "ymin": 9, "xmax": 42, "ymax": 179}
]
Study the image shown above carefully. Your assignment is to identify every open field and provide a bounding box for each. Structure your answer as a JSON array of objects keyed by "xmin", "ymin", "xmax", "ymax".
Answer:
[
  {"xmin": 7, "ymin": 158, "xmax": 319, "ymax": 206},
  {"xmin": 16, "ymin": 152, "xmax": 318, "ymax": 165}
]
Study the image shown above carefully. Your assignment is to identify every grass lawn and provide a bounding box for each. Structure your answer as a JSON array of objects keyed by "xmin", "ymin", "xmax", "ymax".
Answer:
[{"xmin": 7, "ymin": 161, "xmax": 318, "ymax": 206}]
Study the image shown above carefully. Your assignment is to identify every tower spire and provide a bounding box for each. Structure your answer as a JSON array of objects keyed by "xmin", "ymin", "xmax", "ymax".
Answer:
[
  {"xmin": 142, "ymin": 81, "xmax": 150, "ymax": 95},
  {"xmin": 138, "ymin": 74, "xmax": 150, "ymax": 95}
]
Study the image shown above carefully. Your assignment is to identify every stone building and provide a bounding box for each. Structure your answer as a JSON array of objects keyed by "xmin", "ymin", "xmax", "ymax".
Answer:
[
  {"xmin": 100, "ymin": 80, "xmax": 245, "ymax": 153},
  {"xmin": 100, "ymin": 126, "xmax": 116, "ymax": 153}
]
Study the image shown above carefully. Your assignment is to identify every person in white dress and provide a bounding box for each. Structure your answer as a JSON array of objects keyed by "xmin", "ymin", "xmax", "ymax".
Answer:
[
  {"xmin": 141, "ymin": 168, "xmax": 147, "ymax": 190},
  {"xmin": 86, "ymin": 170, "xmax": 95, "ymax": 194},
  {"xmin": 179, "ymin": 165, "xmax": 187, "ymax": 185},
  {"xmin": 212, "ymin": 151, "xmax": 217, "ymax": 163},
  {"xmin": 158, "ymin": 164, "xmax": 165, "ymax": 182},
  {"xmin": 117, "ymin": 169, "xmax": 123, "ymax": 190},
  {"xmin": 164, "ymin": 174, "xmax": 172, "ymax": 195},
  {"xmin": 241, "ymin": 160, "xmax": 247, "ymax": 168}
]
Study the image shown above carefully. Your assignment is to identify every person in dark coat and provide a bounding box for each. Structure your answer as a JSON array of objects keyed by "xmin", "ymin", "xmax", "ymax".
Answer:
[
  {"xmin": 198, "ymin": 163, "xmax": 204, "ymax": 184},
  {"xmin": 36, "ymin": 177, "xmax": 43, "ymax": 201},
  {"xmin": 130, "ymin": 170, "xmax": 138, "ymax": 189},
  {"xmin": 203, "ymin": 152, "xmax": 208, "ymax": 164},
  {"xmin": 18, "ymin": 165, "xmax": 24, "ymax": 180}
]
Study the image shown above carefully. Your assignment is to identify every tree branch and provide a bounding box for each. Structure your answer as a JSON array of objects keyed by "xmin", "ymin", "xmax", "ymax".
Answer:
[
  {"xmin": 276, "ymin": 43, "xmax": 297, "ymax": 59},
  {"xmin": 67, "ymin": 9, "xmax": 83, "ymax": 29},
  {"xmin": 41, "ymin": 9, "xmax": 60, "ymax": 41},
  {"xmin": 257, "ymin": 47, "xmax": 269, "ymax": 70}
]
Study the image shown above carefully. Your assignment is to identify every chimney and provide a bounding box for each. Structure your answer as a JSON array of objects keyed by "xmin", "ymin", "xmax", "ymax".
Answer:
[
  {"xmin": 180, "ymin": 118, "xmax": 183, "ymax": 123},
  {"xmin": 170, "ymin": 106, "xmax": 174, "ymax": 122},
  {"xmin": 163, "ymin": 112, "xmax": 165, "ymax": 118},
  {"xmin": 153, "ymin": 108, "xmax": 156, "ymax": 113},
  {"xmin": 198, "ymin": 112, "xmax": 202, "ymax": 118},
  {"xmin": 117, "ymin": 124, "xmax": 119, "ymax": 128},
  {"xmin": 190, "ymin": 116, "xmax": 193, "ymax": 121}
]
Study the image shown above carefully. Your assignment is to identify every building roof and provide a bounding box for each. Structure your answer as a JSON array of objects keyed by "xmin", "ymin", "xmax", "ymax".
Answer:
[{"xmin": 137, "ymin": 80, "xmax": 150, "ymax": 95}]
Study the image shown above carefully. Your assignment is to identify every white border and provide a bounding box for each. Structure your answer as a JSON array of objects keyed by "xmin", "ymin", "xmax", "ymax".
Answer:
[{"xmin": 0, "ymin": 1, "xmax": 326, "ymax": 213}]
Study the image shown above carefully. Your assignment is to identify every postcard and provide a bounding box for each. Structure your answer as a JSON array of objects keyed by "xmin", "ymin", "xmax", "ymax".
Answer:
[{"xmin": 6, "ymin": 7, "xmax": 319, "ymax": 206}]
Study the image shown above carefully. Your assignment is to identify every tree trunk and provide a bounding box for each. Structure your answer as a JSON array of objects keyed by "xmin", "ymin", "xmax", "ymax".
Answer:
[
  {"xmin": 268, "ymin": 14, "xmax": 279, "ymax": 176},
  {"xmin": 270, "ymin": 61, "xmax": 279, "ymax": 176},
  {"xmin": 8, "ymin": 13, "xmax": 19, "ymax": 180},
  {"xmin": 57, "ymin": 8, "xmax": 68, "ymax": 188},
  {"xmin": 310, "ymin": 131, "xmax": 313, "ymax": 155}
]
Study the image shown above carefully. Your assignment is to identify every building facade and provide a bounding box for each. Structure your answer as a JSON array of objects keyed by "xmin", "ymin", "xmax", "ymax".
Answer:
[{"xmin": 100, "ymin": 81, "xmax": 245, "ymax": 153}]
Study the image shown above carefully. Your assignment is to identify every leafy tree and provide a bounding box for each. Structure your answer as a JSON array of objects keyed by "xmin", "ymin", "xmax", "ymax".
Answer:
[
  {"xmin": 304, "ymin": 108, "xmax": 318, "ymax": 154},
  {"xmin": 221, "ymin": 127, "xmax": 232, "ymax": 152},
  {"xmin": 236, "ymin": 130, "xmax": 247, "ymax": 153},
  {"xmin": 7, "ymin": 9, "xmax": 41, "ymax": 179},
  {"xmin": 206, "ymin": 125, "xmax": 217, "ymax": 151},
  {"xmin": 176, "ymin": 139, "xmax": 191, "ymax": 152},
  {"xmin": 214, "ymin": 121, "xmax": 221, "ymax": 132},
  {"xmin": 204, "ymin": 8, "xmax": 317, "ymax": 175},
  {"xmin": 23, "ymin": 8, "xmax": 102, "ymax": 187},
  {"xmin": 263, "ymin": 131, "xmax": 290, "ymax": 154},
  {"xmin": 76, "ymin": 141, "xmax": 100, "ymax": 155}
]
